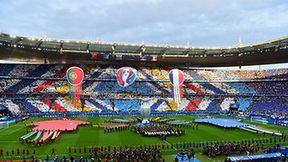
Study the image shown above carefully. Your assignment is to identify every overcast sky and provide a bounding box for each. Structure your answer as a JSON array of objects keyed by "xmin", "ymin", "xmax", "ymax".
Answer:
[{"xmin": 0, "ymin": 0, "xmax": 288, "ymax": 47}]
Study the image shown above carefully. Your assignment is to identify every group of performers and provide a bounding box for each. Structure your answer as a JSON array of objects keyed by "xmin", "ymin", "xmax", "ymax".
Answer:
[{"xmin": 135, "ymin": 124, "xmax": 184, "ymax": 137}]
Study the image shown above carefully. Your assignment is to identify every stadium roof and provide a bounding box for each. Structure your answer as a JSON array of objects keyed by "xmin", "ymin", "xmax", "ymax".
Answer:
[{"xmin": 0, "ymin": 33, "xmax": 288, "ymax": 67}]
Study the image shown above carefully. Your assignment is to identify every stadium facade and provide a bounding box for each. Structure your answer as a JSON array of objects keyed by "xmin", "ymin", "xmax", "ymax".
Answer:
[{"xmin": 0, "ymin": 33, "xmax": 288, "ymax": 66}]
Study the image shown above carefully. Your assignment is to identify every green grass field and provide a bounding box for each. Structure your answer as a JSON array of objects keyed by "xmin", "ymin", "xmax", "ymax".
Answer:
[{"xmin": 0, "ymin": 115, "xmax": 287, "ymax": 162}]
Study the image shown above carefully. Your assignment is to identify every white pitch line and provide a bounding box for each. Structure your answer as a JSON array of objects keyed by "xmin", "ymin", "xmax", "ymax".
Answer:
[
  {"xmin": 163, "ymin": 140, "xmax": 177, "ymax": 150},
  {"xmin": 0, "ymin": 126, "xmax": 24, "ymax": 136}
]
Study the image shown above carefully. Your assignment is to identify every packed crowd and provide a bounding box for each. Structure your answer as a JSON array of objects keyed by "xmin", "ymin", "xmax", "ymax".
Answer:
[
  {"xmin": 0, "ymin": 65, "xmax": 287, "ymax": 95},
  {"xmin": 183, "ymin": 68, "xmax": 288, "ymax": 81},
  {"xmin": 247, "ymin": 97, "xmax": 288, "ymax": 117},
  {"xmin": 0, "ymin": 64, "xmax": 287, "ymax": 116},
  {"xmin": 1, "ymin": 96, "xmax": 288, "ymax": 118}
]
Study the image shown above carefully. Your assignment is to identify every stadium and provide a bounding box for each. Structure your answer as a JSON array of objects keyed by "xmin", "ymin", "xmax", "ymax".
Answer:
[{"xmin": 1, "ymin": 1, "xmax": 288, "ymax": 162}]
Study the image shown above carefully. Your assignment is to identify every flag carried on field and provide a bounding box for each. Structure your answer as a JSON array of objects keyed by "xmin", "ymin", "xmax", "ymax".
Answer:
[
  {"xmin": 168, "ymin": 69, "xmax": 184, "ymax": 107},
  {"xmin": 66, "ymin": 67, "xmax": 84, "ymax": 107},
  {"xmin": 116, "ymin": 67, "xmax": 137, "ymax": 87}
]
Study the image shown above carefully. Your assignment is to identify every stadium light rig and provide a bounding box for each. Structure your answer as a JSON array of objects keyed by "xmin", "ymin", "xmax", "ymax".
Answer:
[{"xmin": 139, "ymin": 45, "xmax": 146, "ymax": 55}]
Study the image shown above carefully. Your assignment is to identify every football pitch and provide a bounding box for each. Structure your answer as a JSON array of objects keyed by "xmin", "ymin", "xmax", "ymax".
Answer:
[{"xmin": 0, "ymin": 115, "xmax": 287, "ymax": 161}]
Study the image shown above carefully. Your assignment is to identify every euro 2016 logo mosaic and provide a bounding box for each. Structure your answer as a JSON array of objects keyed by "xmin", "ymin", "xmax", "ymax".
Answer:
[{"xmin": 116, "ymin": 67, "xmax": 137, "ymax": 87}]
